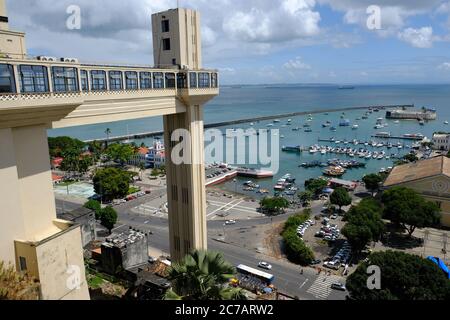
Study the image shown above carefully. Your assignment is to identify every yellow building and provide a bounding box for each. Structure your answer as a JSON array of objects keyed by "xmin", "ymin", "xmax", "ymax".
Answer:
[{"xmin": 383, "ymin": 156, "xmax": 450, "ymax": 227}]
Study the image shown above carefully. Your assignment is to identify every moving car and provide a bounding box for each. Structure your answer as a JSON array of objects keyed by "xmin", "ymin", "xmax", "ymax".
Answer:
[
  {"xmin": 225, "ymin": 220, "xmax": 237, "ymax": 225},
  {"xmin": 258, "ymin": 261, "xmax": 272, "ymax": 270}
]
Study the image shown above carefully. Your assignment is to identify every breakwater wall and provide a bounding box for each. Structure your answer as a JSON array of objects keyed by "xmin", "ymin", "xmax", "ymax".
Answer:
[{"xmin": 84, "ymin": 104, "xmax": 413, "ymax": 143}]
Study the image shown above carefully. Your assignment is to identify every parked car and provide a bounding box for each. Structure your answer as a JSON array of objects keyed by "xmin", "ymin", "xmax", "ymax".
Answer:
[
  {"xmin": 310, "ymin": 259, "xmax": 322, "ymax": 265},
  {"xmin": 331, "ymin": 214, "xmax": 338, "ymax": 219},
  {"xmin": 331, "ymin": 282, "xmax": 346, "ymax": 291},
  {"xmin": 258, "ymin": 261, "xmax": 272, "ymax": 270}
]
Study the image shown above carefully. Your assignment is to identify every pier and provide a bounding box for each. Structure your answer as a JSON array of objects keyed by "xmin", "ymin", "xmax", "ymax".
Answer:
[{"xmin": 83, "ymin": 104, "xmax": 414, "ymax": 143}]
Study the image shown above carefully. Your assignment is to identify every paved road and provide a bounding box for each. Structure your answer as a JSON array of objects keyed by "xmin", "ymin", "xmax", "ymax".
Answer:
[{"xmin": 55, "ymin": 194, "xmax": 347, "ymax": 300}]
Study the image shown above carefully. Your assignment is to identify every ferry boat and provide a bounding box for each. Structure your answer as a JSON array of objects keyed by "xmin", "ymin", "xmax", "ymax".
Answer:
[
  {"xmin": 375, "ymin": 132, "xmax": 391, "ymax": 138},
  {"xmin": 236, "ymin": 167, "xmax": 274, "ymax": 178},
  {"xmin": 282, "ymin": 145, "xmax": 302, "ymax": 153}
]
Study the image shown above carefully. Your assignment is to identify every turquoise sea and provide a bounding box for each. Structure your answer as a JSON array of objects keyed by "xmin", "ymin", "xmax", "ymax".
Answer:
[{"xmin": 49, "ymin": 84, "xmax": 450, "ymax": 195}]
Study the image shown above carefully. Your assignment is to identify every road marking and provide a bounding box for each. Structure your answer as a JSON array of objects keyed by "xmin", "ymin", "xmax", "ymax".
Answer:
[
  {"xmin": 299, "ymin": 278, "xmax": 309, "ymax": 289},
  {"xmin": 207, "ymin": 200, "xmax": 257, "ymax": 214},
  {"xmin": 306, "ymin": 275, "xmax": 342, "ymax": 300},
  {"xmin": 207, "ymin": 199, "xmax": 240, "ymax": 217},
  {"xmin": 224, "ymin": 200, "xmax": 244, "ymax": 212}
]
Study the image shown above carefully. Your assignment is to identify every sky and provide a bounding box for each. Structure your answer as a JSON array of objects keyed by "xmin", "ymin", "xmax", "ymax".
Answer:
[{"xmin": 6, "ymin": 0, "xmax": 450, "ymax": 85}]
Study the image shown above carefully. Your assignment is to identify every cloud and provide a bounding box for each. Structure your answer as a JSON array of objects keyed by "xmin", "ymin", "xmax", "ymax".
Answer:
[
  {"xmin": 438, "ymin": 62, "xmax": 450, "ymax": 70},
  {"xmin": 398, "ymin": 27, "xmax": 434, "ymax": 48},
  {"xmin": 223, "ymin": 0, "xmax": 321, "ymax": 43},
  {"xmin": 283, "ymin": 57, "xmax": 312, "ymax": 70}
]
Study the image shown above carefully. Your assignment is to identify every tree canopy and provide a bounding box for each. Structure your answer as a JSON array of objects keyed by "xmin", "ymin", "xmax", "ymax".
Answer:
[
  {"xmin": 93, "ymin": 167, "xmax": 133, "ymax": 201},
  {"xmin": 298, "ymin": 191, "xmax": 313, "ymax": 207},
  {"xmin": 84, "ymin": 200, "xmax": 102, "ymax": 220},
  {"xmin": 282, "ymin": 212, "xmax": 315, "ymax": 265},
  {"xmin": 48, "ymin": 136, "xmax": 85, "ymax": 158},
  {"xmin": 165, "ymin": 250, "xmax": 246, "ymax": 300},
  {"xmin": 342, "ymin": 199, "xmax": 385, "ymax": 253},
  {"xmin": 106, "ymin": 143, "xmax": 136, "ymax": 166},
  {"xmin": 382, "ymin": 187, "xmax": 441, "ymax": 236},
  {"xmin": 330, "ymin": 187, "xmax": 352, "ymax": 211},
  {"xmin": 347, "ymin": 251, "xmax": 450, "ymax": 300},
  {"xmin": 260, "ymin": 196, "xmax": 290, "ymax": 215},
  {"xmin": 362, "ymin": 174, "xmax": 383, "ymax": 195},
  {"xmin": 100, "ymin": 206, "xmax": 118, "ymax": 234},
  {"xmin": 305, "ymin": 178, "xmax": 328, "ymax": 197}
]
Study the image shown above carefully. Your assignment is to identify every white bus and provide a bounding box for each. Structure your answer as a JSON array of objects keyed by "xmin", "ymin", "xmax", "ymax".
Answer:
[{"xmin": 236, "ymin": 264, "xmax": 274, "ymax": 284}]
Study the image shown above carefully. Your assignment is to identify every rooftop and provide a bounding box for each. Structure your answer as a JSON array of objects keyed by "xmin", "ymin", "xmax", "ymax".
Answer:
[
  {"xmin": 103, "ymin": 228, "xmax": 148, "ymax": 249},
  {"xmin": 383, "ymin": 156, "xmax": 450, "ymax": 187}
]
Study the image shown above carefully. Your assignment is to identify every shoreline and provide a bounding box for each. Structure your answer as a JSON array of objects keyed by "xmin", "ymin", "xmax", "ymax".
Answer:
[{"xmin": 83, "ymin": 104, "xmax": 412, "ymax": 143}]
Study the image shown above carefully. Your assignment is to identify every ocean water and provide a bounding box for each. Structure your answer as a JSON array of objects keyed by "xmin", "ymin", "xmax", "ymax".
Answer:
[{"xmin": 49, "ymin": 84, "xmax": 450, "ymax": 195}]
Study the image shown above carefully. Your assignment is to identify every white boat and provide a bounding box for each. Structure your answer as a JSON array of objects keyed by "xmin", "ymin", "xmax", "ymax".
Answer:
[
  {"xmin": 394, "ymin": 120, "xmax": 400, "ymax": 124},
  {"xmin": 250, "ymin": 122, "xmax": 254, "ymax": 126},
  {"xmin": 267, "ymin": 123, "xmax": 274, "ymax": 127},
  {"xmin": 445, "ymin": 121, "xmax": 449, "ymax": 125},
  {"xmin": 352, "ymin": 125, "xmax": 359, "ymax": 130},
  {"xmin": 274, "ymin": 119, "xmax": 280, "ymax": 123}
]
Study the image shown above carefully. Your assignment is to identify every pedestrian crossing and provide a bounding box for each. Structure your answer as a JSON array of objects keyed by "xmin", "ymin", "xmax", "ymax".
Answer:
[
  {"xmin": 132, "ymin": 204, "xmax": 167, "ymax": 217},
  {"xmin": 306, "ymin": 274, "xmax": 342, "ymax": 300}
]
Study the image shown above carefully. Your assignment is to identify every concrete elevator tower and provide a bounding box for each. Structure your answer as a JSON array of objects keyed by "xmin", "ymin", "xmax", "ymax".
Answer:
[
  {"xmin": 0, "ymin": 1, "xmax": 218, "ymax": 299},
  {"xmin": 152, "ymin": 9, "xmax": 209, "ymax": 262}
]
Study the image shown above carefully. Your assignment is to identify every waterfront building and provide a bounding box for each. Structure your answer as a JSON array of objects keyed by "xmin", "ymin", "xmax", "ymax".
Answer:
[
  {"xmin": 386, "ymin": 108, "xmax": 437, "ymax": 121},
  {"xmin": 129, "ymin": 146, "xmax": 150, "ymax": 167},
  {"xmin": 383, "ymin": 156, "xmax": 450, "ymax": 227},
  {"xmin": 432, "ymin": 133, "xmax": 450, "ymax": 151},
  {"xmin": 0, "ymin": 0, "xmax": 218, "ymax": 300}
]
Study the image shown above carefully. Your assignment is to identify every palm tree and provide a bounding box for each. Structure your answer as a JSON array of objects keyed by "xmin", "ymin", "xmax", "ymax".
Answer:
[
  {"xmin": 164, "ymin": 250, "xmax": 247, "ymax": 300},
  {"xmin": 104, "ymin": 128, "xmax": 111, "ymax": 149}
]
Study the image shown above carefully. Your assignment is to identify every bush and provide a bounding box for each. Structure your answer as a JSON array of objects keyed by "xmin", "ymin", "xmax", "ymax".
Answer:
[{"xmin": 281, "ymin": 212, "xmax": 314, "ymax": 265}]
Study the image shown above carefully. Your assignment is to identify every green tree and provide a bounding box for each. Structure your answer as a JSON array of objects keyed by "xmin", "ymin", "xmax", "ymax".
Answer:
[
  {"xmin": 362, "ymin": 173, "xmax": 383, "ymax": 196},
  {"xmin": 330, "ymin": 187, "xmax": 352, "ymax": 212},
  {"xmin": 298, "ymin": 191, "xmax": 313, "ymax": 207},
  {"xmin": 164, "ymin": 250, "xmax": 247, "ymax": 300},
  {"xmin": 260, "ymin": 197, "xmax": 290, "ymax": 215},
  {"xmin": 106, "ymin": 143, "xmax": 136, "ymax": 166},
  {"xmin": 48, "ymin": 136, "xmax": 85, "ymax": 158},
  {"xmin": 342, "ymin": 199, "xmax": 385, "ymax": 253},
  {"xmin": 104, "ymin": 128, "xmax": 112, "ymax": 149},
  {"xmin": 0, "ymin": 261, "xmax": 39, "ymax": 300},
  {"xmin": 84, "ymin": 199, "xmax": 102, "ymax": 220},
  {"xmin": 100, "ymin": 206, "xmax": 118, "ymax": 234},
  {"xmin": 304, "ymin": 178, "xmax": 328, "ymax": 197},
  {"xmin": 93, "ymin": 167, "xmax": 133, "ymax": 201},
  {"xmin": 403, "ymin": 153, "xmax": 419, "ymax": 163},
  {"xmin": 347, "ymin": 251, "xmax": 450, "ymax": 300},
  {"xmin": 282, "ymin": 212, "xmax": 314, "ymax": 265},
  {"xmin": 382, "ymin": 187, "xmax": 441, "ymax": 236},
  {"xmin": 87, "ymin": 140, "xmax": 104, "ymax": 162}
]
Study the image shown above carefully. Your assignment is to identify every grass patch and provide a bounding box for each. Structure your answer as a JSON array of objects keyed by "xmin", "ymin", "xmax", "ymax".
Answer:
[
  {"xmin": 88, "ymin": 275, "xmax": 104, "ymax": 289},
  {"xmin": 128, "ymin": 186, "xmax": 140, "ymax": 195}
]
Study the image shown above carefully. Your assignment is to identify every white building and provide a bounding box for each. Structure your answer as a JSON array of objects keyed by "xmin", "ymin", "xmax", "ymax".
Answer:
[
  {"xmin": 148, "ymin": 140, "xmax": 166, "ymax": 168},
  {"xmin": 432, "ymin": 133, "xmax": 450, "ymax": 151}
]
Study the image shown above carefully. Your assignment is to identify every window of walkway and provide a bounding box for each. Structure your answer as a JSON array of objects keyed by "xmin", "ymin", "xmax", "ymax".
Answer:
[{"xmin": 19, "ymin": 65, "xmax": 49, "ymax": 93}]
